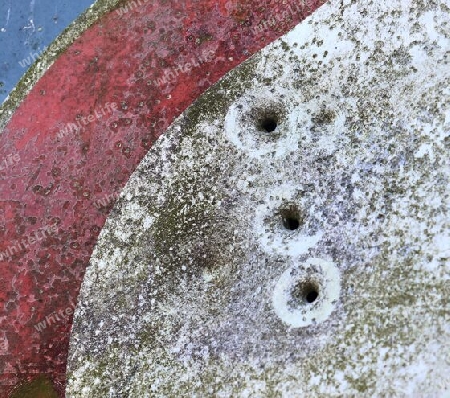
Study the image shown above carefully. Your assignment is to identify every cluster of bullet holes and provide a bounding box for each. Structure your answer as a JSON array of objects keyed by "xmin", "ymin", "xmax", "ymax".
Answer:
[
  {"xmin": 279, "ymin": 204, "xmax": 321, "ymax": 307},
  {"xmin": 252, "ymin": 112, "xmax": 339, "ymax": 327}
]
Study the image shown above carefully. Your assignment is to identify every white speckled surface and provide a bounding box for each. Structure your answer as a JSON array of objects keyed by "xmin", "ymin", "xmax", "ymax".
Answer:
[{"xmin": 67, "ymin": 0, "xmax": 450, "ymax": 396}]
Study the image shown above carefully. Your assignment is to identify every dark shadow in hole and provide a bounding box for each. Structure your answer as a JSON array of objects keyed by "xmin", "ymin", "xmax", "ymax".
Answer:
[
  {"xmin": 280, "ymin": 205, "xmax": 302, "ymax": 231},
  {"xmin": 283, "ymin": 216, "xmax": 300, "ymax": 230},
  {"xmin": 305, "ymin": 289, "xmax": 319, "ymax": 303},
  {"xmin": 260, "ymin": 116, "xmax": 278, "ymax": 133},
  {"xmin": 291, "ymin": 280, "xmax": 320, "ymax": 306}
]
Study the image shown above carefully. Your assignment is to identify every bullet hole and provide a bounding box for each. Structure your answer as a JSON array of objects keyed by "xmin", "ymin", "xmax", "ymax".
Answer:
[
  {"xmin": 259, "ymin": 116, "xmax": 278, "ymax": 133},
  {"xmin": 280, "ymin": 205, "xmax": 302, "ymax": 231},
  {"xmin": 243, "ymin": 102, "xmax": 285, "ymax": 139},
  {"xmin": 305, "ymin": 288, "xmax": 319, "ymax": 303},
  {"xmin": 292, "ymin": 280, "xmax": 319, "ymax": 305}
]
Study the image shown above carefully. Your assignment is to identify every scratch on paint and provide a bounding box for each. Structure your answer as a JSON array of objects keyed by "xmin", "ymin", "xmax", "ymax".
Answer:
[
  {"xmin": 6, "ymin": 7, "xmax": 11, "ymax": 27},
  {"xmin": 24, "ymin": 0, "xmax": 36, "ymax": 32},
  {"xmin": 0, "ymin": 0, "xmax": 11, "ymax": 32}
]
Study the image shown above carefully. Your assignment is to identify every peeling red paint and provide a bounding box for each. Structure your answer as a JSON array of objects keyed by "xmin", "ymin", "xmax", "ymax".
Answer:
[{"xmin": 0, "ymin": 0, "xmax": 325, "ymax": 396}]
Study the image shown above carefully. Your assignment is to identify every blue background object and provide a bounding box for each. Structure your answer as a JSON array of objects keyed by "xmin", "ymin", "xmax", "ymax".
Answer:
[{"xmin": 0, "ymin": 0, "xmax": 96, "ymax": 104}]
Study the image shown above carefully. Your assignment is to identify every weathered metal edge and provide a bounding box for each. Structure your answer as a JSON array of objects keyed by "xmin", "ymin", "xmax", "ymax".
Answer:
[{"xmin": 0, "ymin": 0, "xmax": 126, "ymax": 133}]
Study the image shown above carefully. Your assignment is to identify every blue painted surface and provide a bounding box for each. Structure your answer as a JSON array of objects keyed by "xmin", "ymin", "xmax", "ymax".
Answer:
[{"xmin": 0, "ymin": 0, "xmax": 96, "ymax": 104}]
